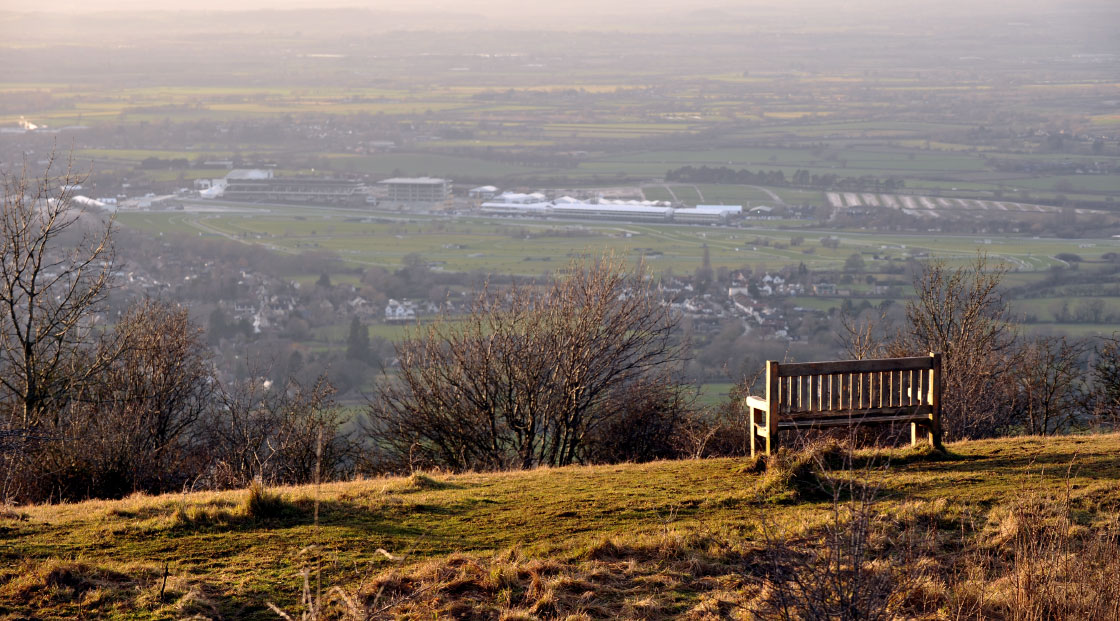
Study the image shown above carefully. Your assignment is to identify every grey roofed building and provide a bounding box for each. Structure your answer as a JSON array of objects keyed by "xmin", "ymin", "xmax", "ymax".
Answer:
[{"xmin": 379, "ymin": 177, "xmax": 451, "ymax": 203}]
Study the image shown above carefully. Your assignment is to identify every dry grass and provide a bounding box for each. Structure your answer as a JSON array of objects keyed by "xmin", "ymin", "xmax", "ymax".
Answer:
[
  {"xmin": 948, "ymin": 488, "xmax": 1120, "ymax": 620},
  {"xmin": 3, "ymin": 434, "xmax": 1120, "ymax": 619},
  {"xmin": 274, "ymin": 491, "xmax": 1120, "ymax": 620},
  {"xmin": 0, "ymin": 557, "xmax": 222, "ymax": 619},
  {"xmin": 353, "ymin": 533, "xmax": 760, "ymax": 619}
]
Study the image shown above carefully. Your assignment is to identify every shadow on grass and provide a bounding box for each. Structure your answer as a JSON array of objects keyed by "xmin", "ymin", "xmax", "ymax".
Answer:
[{"xmin": 920, "ymin": 451, "xmax": 1120, "ymax": 480}]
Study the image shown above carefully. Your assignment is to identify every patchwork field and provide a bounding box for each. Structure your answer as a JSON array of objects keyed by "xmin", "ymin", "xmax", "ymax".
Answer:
[{"xmin": 116, "ymin": 204, "xmax": 1120, "ymax": 277}]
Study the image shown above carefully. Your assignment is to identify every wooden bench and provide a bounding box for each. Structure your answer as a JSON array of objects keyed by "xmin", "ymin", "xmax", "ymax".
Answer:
[{"xmin": 744, "ymin": 353, "xmax": 943, "ymax": 456}]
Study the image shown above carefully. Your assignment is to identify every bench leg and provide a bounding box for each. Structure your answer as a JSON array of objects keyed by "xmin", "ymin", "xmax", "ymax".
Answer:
[
  {"xmin": 765, "ymin": 420, "xmax": 778, "ymax": 455},
  {"xmin": 911, "ymin": 420, "xmax": 940, "ymax": 449},
  {"xmin": 749, "ymin": 408, "xmax": 757, "ymax": 459}
]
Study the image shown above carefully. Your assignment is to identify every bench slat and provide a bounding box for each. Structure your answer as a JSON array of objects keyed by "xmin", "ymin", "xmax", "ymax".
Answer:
[
  {"xmin": 781, "ymin": 404, "xmax": 933, "ymax": 419},
  {"xmin": 777, "ymin": 356, "xmax": 934, "ymax": 376},
  {"xmin": 777, "ymin": 411, "xmax": 934, "ymax": 429}
]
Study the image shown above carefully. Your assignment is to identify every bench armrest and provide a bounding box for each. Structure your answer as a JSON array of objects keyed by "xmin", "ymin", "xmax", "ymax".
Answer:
[{"xmin": 745, "ymin": 395, "xmax": 769, "ymax": 411}]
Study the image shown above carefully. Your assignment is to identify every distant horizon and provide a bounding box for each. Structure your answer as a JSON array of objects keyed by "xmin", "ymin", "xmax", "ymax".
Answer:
[{"xmin": 4, "ymin": 0, "xmax": 1107, "ymax": 14}]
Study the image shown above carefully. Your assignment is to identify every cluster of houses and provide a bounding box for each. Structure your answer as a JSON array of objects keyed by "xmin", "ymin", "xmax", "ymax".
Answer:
[
  {"xmin": 384, "ymin": 298, "xmax": 459, "ymax": 322},
  {"xmin": 110, "ymin": 236, "xmax": 866, "ymax": 351}
]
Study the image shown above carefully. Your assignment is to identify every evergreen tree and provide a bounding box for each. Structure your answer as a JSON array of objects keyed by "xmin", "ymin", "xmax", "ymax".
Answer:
[{"xmin": 346, "ymin": 316, "xmax": 371, "ymax": 362}]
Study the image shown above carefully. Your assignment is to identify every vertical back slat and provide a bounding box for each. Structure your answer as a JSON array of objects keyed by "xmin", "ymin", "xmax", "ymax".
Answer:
[{"xmin": 766, "ymin": 360, "xmax": 781, "ymax": 454}]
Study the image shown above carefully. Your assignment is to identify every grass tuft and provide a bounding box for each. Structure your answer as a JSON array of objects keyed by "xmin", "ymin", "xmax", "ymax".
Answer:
[
  {"xmin": 406, "ymin": 471, "xmax": 452, "ymax": 491},
  {"xmin": 756, "ymin": 439, "xmax": 850, "ymax": 502},
  {"xmin": 244, "ymin": 478, "xmax": 297, "ymax": 521}
]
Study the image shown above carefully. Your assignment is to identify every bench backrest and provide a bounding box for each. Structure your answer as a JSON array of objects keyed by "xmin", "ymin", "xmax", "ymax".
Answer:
[{"xmin": 766, "ymin": 354, "xmax": 941, "ymax": 416}]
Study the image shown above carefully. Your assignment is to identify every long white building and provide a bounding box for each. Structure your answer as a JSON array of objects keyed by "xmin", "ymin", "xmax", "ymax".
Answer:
[{"xmin": 479, "ymin": 194, "xmax": 741, "ymax": 224}]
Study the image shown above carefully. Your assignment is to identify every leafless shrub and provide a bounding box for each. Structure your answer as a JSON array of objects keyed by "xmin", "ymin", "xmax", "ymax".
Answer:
[
  {"xmin": 581, "ymin": 376, "xmax": 693, "ymax": 464},
  {"xmin": 363, "ymin": 255, "xmax": 686, "ymax": 473},
  {"xmin": 1012, "ymin": 336, "xmax": 1089, "ymax": 435},
  {"xmin": 5, "ymin": 300, "xmax": 214, "ymax": 502},
  {"xmin": 675, "ymin": 370, "xmax": 764, "ymax": 459},
  {"xmin": 839, "ymin": 308, "xmax": 892, "ymax": 360},
  {"xmin": 203, "ymin": 374, "xmax": 356, "ymax": 488}
]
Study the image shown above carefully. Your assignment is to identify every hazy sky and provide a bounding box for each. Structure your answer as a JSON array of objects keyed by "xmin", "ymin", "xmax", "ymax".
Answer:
[
  {"xmin": 4, "ymin": 0, "xmax": 1113, "ymax": 45},
  {"xmin": 5, "ymin": 0, "xmax": 1093, "ymax": 14}
]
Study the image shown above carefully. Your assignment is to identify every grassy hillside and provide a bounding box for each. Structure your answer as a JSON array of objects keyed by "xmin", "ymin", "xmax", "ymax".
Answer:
[{"xmin": 3, "ymin": 434, "xmax": 1120, "ymax": 619}]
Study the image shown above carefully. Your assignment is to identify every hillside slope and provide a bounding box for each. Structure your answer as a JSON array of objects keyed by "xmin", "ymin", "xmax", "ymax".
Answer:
[{"xmin": 3, "ymin": 433, "xmax": 1120, "ymax": 619}]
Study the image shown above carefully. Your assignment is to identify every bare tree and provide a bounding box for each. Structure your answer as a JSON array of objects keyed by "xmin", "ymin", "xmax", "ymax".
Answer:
[
  {"xmin": 841, "ymin": 255, "xmax": 1019, "ymax": 439},
  {"xmin": 364, "ymin": 255, "xmax": 685, "ymax": 473},
  {"xmin": 839, "ymin": 308, "xmax": 892, "ymax": 360},
  {"xmin": 0, "ymin": 153, "xmax": 115, "ymax": 429},
  {"xmin": 1013, "ymin": 336, "xmax": 1088, "ymax": 435},
  {"xmin": 893, "ymin": 255, "xmax": 1019, "ymax": 438},
  {"xmin": 1087, "ymin": 335, "xmax": 1120, "ymax": 430}
]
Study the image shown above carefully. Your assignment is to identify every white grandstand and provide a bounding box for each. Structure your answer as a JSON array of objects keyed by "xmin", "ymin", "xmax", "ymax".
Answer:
[{"xmin": 480, "ymin": 194, "xmax": 741, "ymax": 224}]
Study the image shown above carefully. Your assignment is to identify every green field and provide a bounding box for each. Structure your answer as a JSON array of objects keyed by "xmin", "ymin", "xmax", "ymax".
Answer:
[{"xmin": 116, "ymin": 206, "xmax": 1120, "ymax": 277}]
